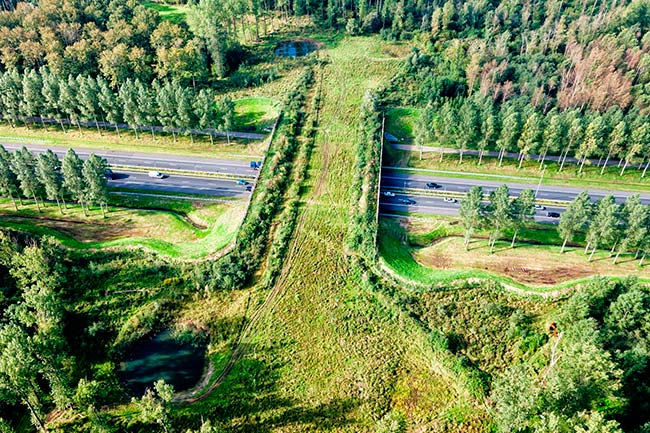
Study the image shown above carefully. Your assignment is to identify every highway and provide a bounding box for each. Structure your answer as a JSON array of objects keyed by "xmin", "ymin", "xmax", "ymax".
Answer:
[
  {"xmin": 1, "ymin": 143, "xmax": 260, "ymax": 178},
  {"xmin": 380, "ymin": 170, "xmax": 650, "ymax": 221},
  {"xmin": 108, "ymin": 171, "xmax": 252, "ymax": 198}
]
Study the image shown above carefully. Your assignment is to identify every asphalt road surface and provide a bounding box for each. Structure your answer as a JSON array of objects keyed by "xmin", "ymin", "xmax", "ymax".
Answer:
[
  {"xmin": 1, "ymin": 143, "xmax": 260, "ymax": 178},
  {"xmin": 109, "ymin": 171, "xmax": 253, "ymax": 198},
  {"xmin": 381, "ymin": 170, "xmax": 650, "ymax": 204},
  {"xmin": 380, "ymin": 170, "xmax": 650, "ymax": 222},
  {"xmin": 379, "ymin": 192, "xmax": 564, "ymax": 224}
]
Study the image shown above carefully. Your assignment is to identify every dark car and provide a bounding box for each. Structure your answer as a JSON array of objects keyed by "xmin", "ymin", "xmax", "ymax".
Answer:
[
  {"xmin": 426, "ymin": 182, "xmax": 442, "ymax": 189},
  {"xmin": 547, "ymin": 211, "xmax": 561, "ymax": 218},
  {"xmin": 245, "ymin": 185, "xmax": 252, "ymax": 191},
  {"xmin": 105, "ymin": 169, "xmax": 115, "ymax": 180},
  {"xmin": 401, "ymin": 198, "xmax": 416, "ymax": 205}
]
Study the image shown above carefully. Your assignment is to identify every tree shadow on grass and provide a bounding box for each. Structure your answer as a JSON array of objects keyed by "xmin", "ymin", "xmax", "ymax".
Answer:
[{"xmin": 176, "ymin": 345, "xmax": 359, "ymax": 432}]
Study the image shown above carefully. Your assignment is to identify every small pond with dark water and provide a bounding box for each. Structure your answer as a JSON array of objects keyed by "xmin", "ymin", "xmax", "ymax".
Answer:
[
  {"xmin": 274, "ymin": 39, "xmax": 319, "ymax": 57},
  {"xmin": 119, "ymin": 329, "xmax": 206, "ymax": 396}
]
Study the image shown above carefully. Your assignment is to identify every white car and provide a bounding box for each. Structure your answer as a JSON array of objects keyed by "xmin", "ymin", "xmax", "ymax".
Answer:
[
  {"xmin": 443, "ymin": 197, "xmax": 457, "ymax": 203},
  {"xmin": 148, "ymin": 171, "xmax": 165, "ymax": 179},
  {"xmin": 535, "ymin": 204, "xmax": 546, "ymax": 210},
  {"xmin": 382, "ymin": 191, "xmax": 395, "ymax": 197}
]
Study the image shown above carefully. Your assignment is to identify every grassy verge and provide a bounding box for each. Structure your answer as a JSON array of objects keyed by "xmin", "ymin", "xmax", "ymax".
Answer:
[
  {"xmin": 378, "ymin": 216, "xmax": 650, "ymax": 292},
  {"xmin": 0, "ymin": 196, "xmax": 245, "ymax": 259},
  {"xmin": 234, "ymin": 97, "xmax": 281, "ymax": 133},
  {"xmin": 391, "ymin": 147, "xmax": 650, "ymax": 193},
  {"xmin": 385, "ymin": 106, "xmax": 419, "ymax": 140},
  {"xmin": 0, "ymin": 124, "xmax": 266, "ymax": 159}
]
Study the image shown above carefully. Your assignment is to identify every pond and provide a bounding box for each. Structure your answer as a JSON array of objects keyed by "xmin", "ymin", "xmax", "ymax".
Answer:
[
  {"xmin": 119, "ymin": 329, "xmax": 206, "ymax": 396},
  {"xmin": 274, "ymin": 39, "xmax": 319, "ymax": 57}
]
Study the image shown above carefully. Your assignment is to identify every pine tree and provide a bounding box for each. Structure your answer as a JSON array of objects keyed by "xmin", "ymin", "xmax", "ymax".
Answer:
[
  {"xmin": 62, "ymin": 149, "xmax": 87, "ymax": 216},
  {"xmin": 36, "ymin": 150, "xmax": 66, "ymax": 214}
]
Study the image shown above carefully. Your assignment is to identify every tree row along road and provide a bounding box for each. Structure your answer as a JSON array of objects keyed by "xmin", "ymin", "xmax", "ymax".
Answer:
[
  {"xmin": 380, "ymin": 172, "xmax": 650, "ymax": 221},
  {"xmin": 2, "ymin": 143, "xmax": 260, "ymax": 177}
]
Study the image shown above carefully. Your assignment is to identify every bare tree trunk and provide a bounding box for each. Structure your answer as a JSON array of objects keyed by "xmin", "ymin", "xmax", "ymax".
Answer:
[
  {"xmin": 511, "ymin": 229, "xmax": 518, "ymax": 248},
  {"xmin": 209, "ymin": 133, "xmax": 214, "ymax": 146},
  {"xmin": 478, "ymin": 148, "xmax": 484, "ymax": 165},
  {"xmin": 80, "ymin": 200, "xmax": 87, "ymax": 217},
  {"xmin": 640, "ymin": 252, "xmax": 646, "ymax": 266},
  {"xmin": 55, "ymin": 197, "xmax": 62, "ymax": 214},
  {"xmin": 459, "ymin": 150, "xmax": 464, "ymax": 164},
  {"xmin": 114, "ymin": 124, "xmax": 120, "ymax": 137},
  {"xmin": 588, "ymin": 246, "xmax": 596, "ymax": 261},
  {"xmin": 226, "ymin": 130, "xmax": 231, "ymax": 145},
  {"xmin": 579, "ymin": 156, "xmax": 586, "ymax": 173},
  {"xmin": 95, "ymin": 118, "xmax": 102, "ymax": 136},
  {"xmin": 559, "ymin": 149, "xmax": 569, "ymax": 172},
  {"xmin": 62, "ymin": 196, "xmax": 67, "ymax": 210},
  {"xmin": 33, "ymin": 193, "xmax": 40, "ymax": 212},
  {"xmin": 584, "ymin": 241, "xmax": 591, "ymax": 254},
  {"xmin": 150, "ymin": 127, "xmax": 155, "ymax": 140},
  {"xmin": 600, "ymin": 148, "xmax": 611, "ymax": 174},
  {"xmin": 620, "ymin": 159, "xmax": 629, "ymax": 176},
  {"xmin": 610, "ymin": 242, "xmax": 617, "ymax": 256},
  {"xmin": 439, "ymin": 147, "xmax": 444, "ymax": 162},
  {"xmin": 642, "ymin": 160, "xmax": 650, "ymax": 178},
  {"xmin": 614, "ymin": 250, "xmax": 621, "ymax": 264},
  {"xmin": 561, "ymin": 237, "xmax": 568, "ymax": 253},
  {"xmin": 498, "ymin": 149, "xmax": 505, "ymax": 167}
]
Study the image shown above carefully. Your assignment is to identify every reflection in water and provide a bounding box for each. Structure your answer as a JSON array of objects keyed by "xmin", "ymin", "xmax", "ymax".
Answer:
[
  {"xmin": 274, "ymin": 40, "xmax": 318, "ymax": 57},
  {"xmin": 119, "ymin": 329, "xmax": 205, "ymax": 396}
]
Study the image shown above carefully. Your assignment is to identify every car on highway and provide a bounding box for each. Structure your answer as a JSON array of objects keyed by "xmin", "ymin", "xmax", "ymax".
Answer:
[
  {"xmin": 547, "ymin": 211, "xmax": 560, "ymax": 218},
  {"xmin": 535, "ymin": 204, "xmax": 546, "ymax": 210},
  {"xmin": 245, "ymin": 185, "xmax": 252, "ymax": 191},
  {"xmin": 237, "ymin": 179, "xmax": 248, "ymax": 185},
  {"xmin": 426, "ymin": 182, "xmax": 442, "ymax": 189},
  {"xmin": 105, "ymin": 169, "xmax": 115, "ymax": 180},
  {"xmin": 148, "ymin": 171, "xmax": 164, "ymax": 179},
  {"xmin": 382, "ymin": 191, "xmax": 395, "ymax": 197},
  {"xmin": 443, "ymin": 197, "xmax": 457, "ymax": 203},
  {"xmin": 401, "ymin": 198, "xmax": 416, "ymax": 205}
]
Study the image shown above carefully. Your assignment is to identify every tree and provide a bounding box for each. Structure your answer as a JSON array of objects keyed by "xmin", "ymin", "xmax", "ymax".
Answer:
[
  {"xmin": 157, "ymin": 81, "xmax": 178, "ymax": 141},
  {"xmin": 558, "ymin": 191, "xmax": 592, "ymax": 253},
  {"xmin": 0, "ymin": 323, "xmax": 47, "ymax": 432},
  {"xmin": 97, "ymin": 76, "xmax": 122, "ymax": 136},
  {"xmin": 577, "ymin": 116, "xmax": 605, "ymax": 174},
  {"xmin": 517, "ymin": 112, "xmax": 542, "ymax": 169},
  {"xmin": 20, "ymin": 70, "xmax": 44, "ymax": 128},
  {"xmin": 614, "ymin": 195, "xmax": 648, "ymax": 263},
  {"xmin": 77, "ymin": 75, "xmax": 102, "ymax": 135},
  {"xmin": 458, "ymin": 99, "xmax": 479, "ymax": 163},
  {"xmin": 119, "ymin": 79, "xmax": 141, "ymax": 139},
  {"xmin": 175, "ymin": 85, "xmax": 195, "ymax": 142},
  {"xmin": 0, "ymin": 70, "xmax": 22, "ymax": 127},
  {"xmin": 414, "ymin": 103, "xmax": 433, "ymax": 160},
  {"xmin": 135, "ymin": 79, "xmax": 157, "ymax": 139},
  {"xmin": 186, "ymin": 0, "xmax": 229, "ymax": 78},
  {"xmin": 479, "ymin": 101, "xmax": 498, "ymax": 165},
  {"xmin": 623, "ymin": 122, "xmax": 650, "ymax": 176},
  {"xmin": 0, "ymin": 145, "xmax": 19, "ymax": 210},
  {"xmin": 41, "ymin": 70, "xmax": 65, "ymax": 132},
  {"xmin": 433, "ymin": 101, "xmax": 457, "ymax": 161},
  {"xmin": 220, "ymin": 96, "xmax": 235, "ymax": 145},
  {"xmin": 132, "ymin": 379, "xmax": 174, "ymax": 433},
  {"xmin": 62, "ymin": 148, "xmax": 87, "ymax": 216},
  {"xmin": 496, "ymin": 104, "xmax": 521, "ymax": 166},
  {"xmin": 60, "ymin": 75, "xmax": 82, "ymax": 133},
  {"xmin": 36, "ymin": 150, "xmax": 66, "ymax": 214},
  {"xmin": 459, "ymin": 186, "xmax": 483, "ymax": 250},
  {"xmin": 82, "ymin": 154, "xmax": 108, "ymax": 217},
  {"xmin": 511, "ymin": 189, "xmax": 535, "ymax": 247},
  {"xmin": 540, "ymin": 112, "xmax": 564, "ymax": 170},
  {"xmin": 487, "ymin": 185, "xmax": 512, "ymax": 253},
  {"xmin": 560, "ymin": 113, "xmax": 583, "ymax": 172},
  {"xmin": 602, "ymin": 121, "xmax": 627, "ymax": 175},
  {"xmin": 586, "ymin": 195, "xmax": 619, "ymax": 261},
  {"xmin": 11, "ymin": 147, "xmax": 43, "ymax": 211},
  {"xmin": 194, "ymin": 88, "xmax": 219, "ymax": 145}
]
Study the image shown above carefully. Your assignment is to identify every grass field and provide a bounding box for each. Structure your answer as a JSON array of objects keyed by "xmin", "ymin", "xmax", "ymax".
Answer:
[
  {"xmin": 233, "ymin": 97, "xmax": 281, "ymax": 133},
  {"xmin": 142, "ymin": 1, "xmax": 189, "ymax": 24},
  {"xmin": 378, "ymin": 216, "xmax": 650, "ymax": 291},
  {"xmin": 385, "ymin": 107, "xmax": 420, "ymax": 140},
  {"xmin": 0, "ymin": 196, "xmax": 245, "ymax": 259},
  {"xmin": 0, "ymin": 124, "xmax": 266, "ymax": 159}
]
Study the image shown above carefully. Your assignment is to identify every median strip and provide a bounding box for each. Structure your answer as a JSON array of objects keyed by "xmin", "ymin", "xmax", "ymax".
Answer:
[{"xmin": 108, "ymin": 164, "xmax": 257, "ymax": 181}]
